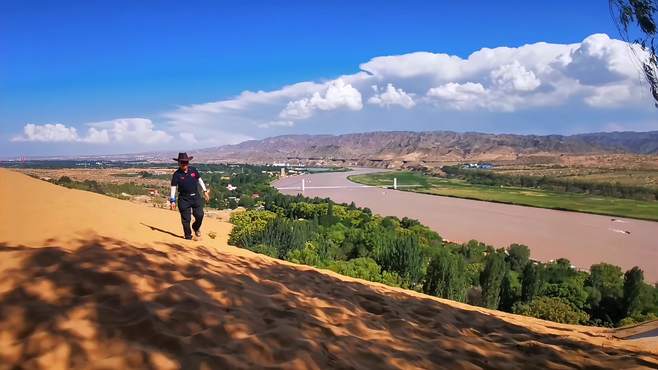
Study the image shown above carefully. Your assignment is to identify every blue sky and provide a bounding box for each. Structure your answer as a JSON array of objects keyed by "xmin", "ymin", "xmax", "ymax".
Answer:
[{"xmin": 1, "ymin": 0, "xmax": 656, "ymax": 156}]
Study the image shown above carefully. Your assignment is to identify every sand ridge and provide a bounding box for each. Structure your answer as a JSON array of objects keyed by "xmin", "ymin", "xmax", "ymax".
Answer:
[{"xmin": 1, "ymin": 168, "xmax": 657, "ymax": 369}]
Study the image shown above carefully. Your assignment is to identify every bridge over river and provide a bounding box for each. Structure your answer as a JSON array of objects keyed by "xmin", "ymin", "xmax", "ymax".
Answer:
[{"xmin": 274, "ymin": 168, "xmax": 658, "ymax": 282}]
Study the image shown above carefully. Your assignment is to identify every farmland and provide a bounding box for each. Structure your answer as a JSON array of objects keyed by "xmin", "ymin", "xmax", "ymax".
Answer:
[{"xmin": 349, "ymin": 170, "xmax": 658, "ymax": 221}]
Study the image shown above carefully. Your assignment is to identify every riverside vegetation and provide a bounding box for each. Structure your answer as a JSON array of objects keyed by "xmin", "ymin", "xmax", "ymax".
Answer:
[
  {"xmin": 230, "ymin": 188, "xmax": 658, "ymax": 327},
  {"xmin": 42, "ymin": 163, "xmax": 279, "ymax": 206},
  {"xmin": 35, "ymin": 163, "xmax": 658, "ymax": 327}
]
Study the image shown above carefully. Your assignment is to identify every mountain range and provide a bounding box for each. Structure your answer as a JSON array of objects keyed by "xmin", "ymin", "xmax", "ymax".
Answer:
[{"xmin": 186, "ymin": 130, "xmax": 658, "ymax": 166}]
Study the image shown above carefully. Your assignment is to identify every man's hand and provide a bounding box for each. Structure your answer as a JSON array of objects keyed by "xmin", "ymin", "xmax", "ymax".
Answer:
[
  {"xmin": 170, "ymin": 202, "xmax": 177, "ymax": 211},
  {"xmin": 204, "ymin": 190, "xmax": 210, "ymax": 202}
]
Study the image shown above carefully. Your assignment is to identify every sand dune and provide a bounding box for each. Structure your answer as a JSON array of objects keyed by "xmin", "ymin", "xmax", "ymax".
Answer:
[{"xmin": 0, "ymin": 168, "xmax": 657, "ymax": 369}]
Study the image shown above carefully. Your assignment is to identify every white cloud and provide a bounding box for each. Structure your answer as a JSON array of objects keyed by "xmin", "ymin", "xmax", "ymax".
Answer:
[
  {"xmin": 360, "ymin": 52, "xmax": 464, "ymax": 82},
  {"xmin": 490, "ymin": 61, "xmax": 541, "ymax": 91},
  {"xmin": 279, "ymin": 79, "xmax": 363, "ymax": 120},
  {"xmin": 257, "ymin": 120, "xmax": 294, "ymax": 129},
  {"xmin": 13, "ymin": 33, "xmax": 654, "ymax": 153},
  {"xmin": 427, "ymin": 82, "xmax": 487, "ymax": 110},
  {"xmin": 585, "ymin": 84, "xmax": 634, "ymax": 107},
  {"xmin": 82, "ymin": 127, "xmax": 111, "ymax": 143},
  {"xmin": 179, "ymin": 132, "xmax": 198, "ymax": 144},
  {"xmin": 86, "ymin": 118, "xmax": 172, "ymax": 144},
  {"xmin": 154, "ymin": 33, "xmax": 652, "ymax": 142},
  {"xmin": 559, "ymin": 33, "xmax": 644, "ymax": 85},
  {"xmin": 12, "ymin": 123, "xmax": 80, "ymax": 142},
  {"xmin": 368, "ymin": 83, "xmax": 415, "ymax": 108},
  {"xmin": 12, "ymin": 118, "xmax": 172, "ymax": 145}
]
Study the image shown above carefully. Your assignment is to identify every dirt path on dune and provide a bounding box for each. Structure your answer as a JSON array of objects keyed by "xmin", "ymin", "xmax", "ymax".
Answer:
[{"xmin": 1, "ymin": 169, "xmax": 657, "ymax": 369}]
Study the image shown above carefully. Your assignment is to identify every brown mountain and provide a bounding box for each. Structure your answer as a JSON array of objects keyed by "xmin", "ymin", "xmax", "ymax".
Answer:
[{"xmin": 189, "ymin": 130, "xmax": 658, "ymax": 167}]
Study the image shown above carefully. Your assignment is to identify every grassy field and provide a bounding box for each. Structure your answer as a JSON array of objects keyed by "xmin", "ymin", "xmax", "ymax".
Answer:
[
  {"xmin": 349, "ymin": 171, "xmax": 658, "ymax": 221},
  {"xmin": 492, "ymin": 165, "xmax": 658, "ymax": 190}
]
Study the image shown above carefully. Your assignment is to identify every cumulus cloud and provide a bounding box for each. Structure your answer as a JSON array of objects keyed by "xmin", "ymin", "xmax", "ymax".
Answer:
[
  {"xmin": 559, "ymin": 33, "xmax": 643, "ymax": 85},
  {"xmin": 12, "ymin": 118, "xmax": 172, "ymax": 145},
  {"xmin": 490, "ymin": 61, "xmax": 541, "ymax": 91},
  {"xmin": 152, "ymin": 33, "xmax": 652, "ymax": 143},
  {"xmin": 360, "ymin": 52, "xmax": 464, "ymax": 82},
  {"xmin": 279, "ymin": 79, "xmax": 363, "ymax": 120},
  {"xmin": 584, "ymin": 84, "xmax": 634, "ymax": 108},
  {"xmin": 83, "ymin": 127, "xmax": 111, "ymax": 143},
  {"xmin": 368, "ymin": 83, "xmax": 415, "ymax": 108},
  {"xmin": 12, "ymin": 123, "xmax": 80, "ymax": 142},
  {"xmin": 427, "ymin": 82, "xmax": 489, "ymax": 110},
  {"xmin": 12, "ymin": 33, "xmax": 655, "ymax": 153},
  {"xmin": 86, "ymin": 118, "xmax": 172, "ymax": 144}
]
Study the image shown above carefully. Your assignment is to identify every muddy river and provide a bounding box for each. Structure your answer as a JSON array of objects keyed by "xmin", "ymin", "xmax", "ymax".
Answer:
[{"xmin": 274, "ymin": 168, "xmax": 658, "ymax": 282}]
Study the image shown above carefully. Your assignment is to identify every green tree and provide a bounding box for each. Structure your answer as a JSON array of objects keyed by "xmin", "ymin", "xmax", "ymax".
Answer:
[
  {"xmin": 513, "ymin": 297, "xmax": 589, "ymax": 324},
  {"xmin": 228, "ymin": 210, "xmax": 277, "ymax": 246},
  {"xmin": 401, "ymin": 217, "xmax": 421, "ymax": 228},
  {"xmin": 423, "ymin": 248, "xmax": 467, "ymax": 302},
  {"xmin": 544, "ymin": 258, "xmax": 576, "ymax": 284},
  {"xmin": 499, "ymin": 270, "xmax": 521, "ymax": 312},
  {"xmin": 457, "ymin": 240, "xmax": 490, "ymax": 263},
  {"xmin": 623, "ymin": 266, "xmax": 645, "ymax": 316},
  {"xmin": 543, "ymin": 278, "xmax": 589, "ymax": 311},
  {"xmin": 464, "ymin": 262, "xmax": 484, "ymax": 286},
  {"xmin": 238, "ymin": 195, "xmax": 256, "ymax": 208},
  {"xmin": 320, "ymin": 201, "xmax": 337, "ymax": 226},
  {"xmin": 328, "ymin": 258, "xmax": 401, "ymax": 286},
  {"xmin": 258, "ymin": 217, "xmax": 315, "ymax": 259},
  {"xmin": 58, "ymin": 175, "xmax": 72, "ymax": 183},
  {"xmin": 506, "ymin": 244, "xmax": 530, "ymax": 272},
  {"xmin": 522, "ymin": 263, "xmax": 544, "ymax": 302},
  {"xmin": 586, "ymin": 263, "xmax": 625, "ymax": 325},
  {"xmin": 479, "ymin": 252, "xmax": 506, "ymax": 309},
  {"xmin": 288, "ymin": 241, "xmax": 322, "ymax": 266},
  {"xmin": 588, "ymin": 263, "xmax": 624, "ymax": 299},
  {"xmin": 374, "ymin": 234, "xmax": 425, "ymax": 287}
]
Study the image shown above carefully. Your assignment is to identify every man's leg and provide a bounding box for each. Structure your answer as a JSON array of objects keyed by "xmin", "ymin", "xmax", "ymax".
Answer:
[
  {"xmin": 179, "ymin": 196, "xmax": 193, "ymax": 239},
  {"xmin": 191, "ymin": 195, "xmax": 204, "ymax": 234}
]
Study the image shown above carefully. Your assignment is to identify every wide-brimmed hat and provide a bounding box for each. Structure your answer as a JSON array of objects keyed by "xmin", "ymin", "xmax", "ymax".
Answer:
[{"xmin": 173, "ymin": 152, "xmax": 194, "ymax": 162}]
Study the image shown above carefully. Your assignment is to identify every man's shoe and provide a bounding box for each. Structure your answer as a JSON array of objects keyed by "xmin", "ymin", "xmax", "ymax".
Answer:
[
  {"xmin": 193, "ymin": 229, "xmax": 202, "ymax": 240},
  {"xmin": 184, "ymin": 235, "xmax": 193, "ymax": 240}
]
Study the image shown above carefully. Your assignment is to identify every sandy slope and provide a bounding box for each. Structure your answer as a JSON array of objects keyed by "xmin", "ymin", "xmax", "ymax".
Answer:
[{"xmin": 0, "ymin": 168, "xmax": 656, "ymax": 370}]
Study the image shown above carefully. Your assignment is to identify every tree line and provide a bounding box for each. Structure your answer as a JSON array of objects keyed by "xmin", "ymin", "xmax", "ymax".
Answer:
[
  {"xmin": 442, "ymin": 166, "xmax": 658, "ymax": 201},
  {"xmin": 54, "ymin": 176, "xmax": 151, "ymax": 196},
  {"xmin": 230, "ymin": 188, "xmax": 658, "ymax": 327}
]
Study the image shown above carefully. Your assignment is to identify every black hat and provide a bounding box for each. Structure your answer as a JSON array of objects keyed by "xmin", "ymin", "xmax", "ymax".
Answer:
[{"xmin": 173, "ymin": 152, "xmax": 194, "ymax": 162}]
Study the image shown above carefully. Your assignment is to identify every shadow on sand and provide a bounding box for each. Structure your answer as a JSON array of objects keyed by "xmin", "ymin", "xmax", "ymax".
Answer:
[
  {"xmin": 141, "ymin": 222, "xmax": 184, "ymax": 239},
  {"xmin": 0, "ymin": 237, "xmax": 656, "ymax": 369}
]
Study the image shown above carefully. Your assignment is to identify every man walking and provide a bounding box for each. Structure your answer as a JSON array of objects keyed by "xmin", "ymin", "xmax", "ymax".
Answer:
[{"xmin": 170, "ymin": 153, "xmax": 210, "ymax": 240}]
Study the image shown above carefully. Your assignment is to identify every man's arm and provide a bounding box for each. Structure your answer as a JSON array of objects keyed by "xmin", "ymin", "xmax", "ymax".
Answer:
[
  {"xmin": 198, "ymin": 178, "xmax": 210, "ymax": 201},
  {"xmin": 170, "ymin": 173, "xmax": 178, "ymax": 210}
]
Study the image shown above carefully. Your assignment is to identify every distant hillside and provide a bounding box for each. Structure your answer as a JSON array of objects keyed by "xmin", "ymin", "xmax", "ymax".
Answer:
[
  {"xmin": 575, "ymin": 131, "xmax": 658, "ymax": 155},
  {"xmin": 190, "ymin": 130, "xmax": 658, "ymax": 166}
]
